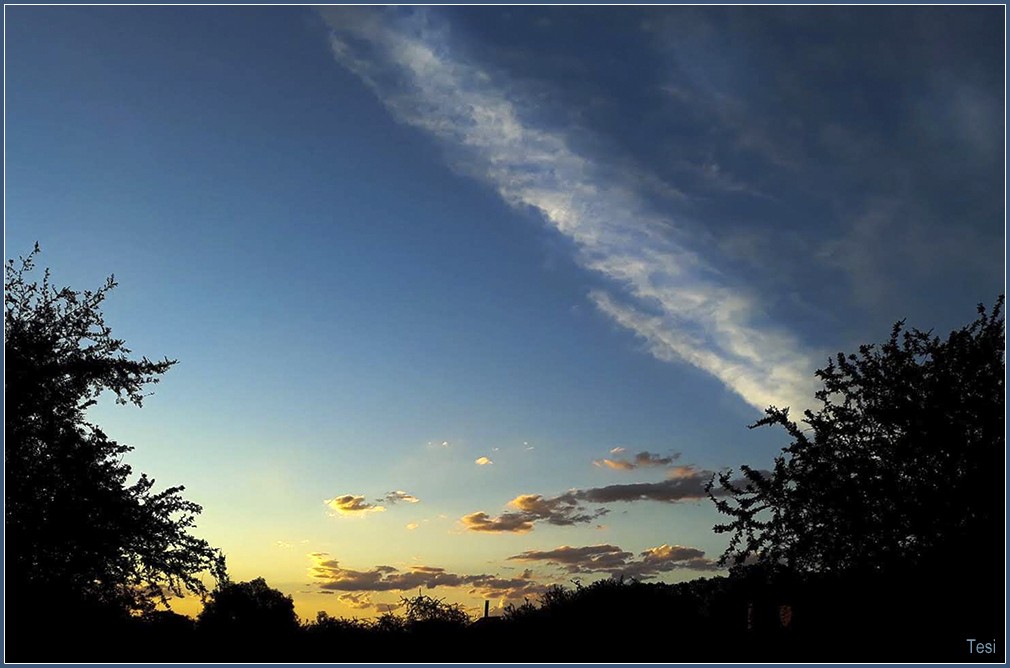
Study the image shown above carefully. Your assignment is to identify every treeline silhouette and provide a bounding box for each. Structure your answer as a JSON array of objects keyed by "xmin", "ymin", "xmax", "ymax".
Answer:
[
  {"xmin": 4, "ymin": 246, "xmax": 1004, "ymax": 663},
  {"xmin": 17, "ymin": 567, "xmax": 1002, "ymax": 662}
]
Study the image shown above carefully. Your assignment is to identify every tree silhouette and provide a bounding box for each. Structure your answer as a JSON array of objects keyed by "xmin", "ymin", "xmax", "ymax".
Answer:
[
  {"xmin": 709, "ymin": 296, "xmax": 1005, "ymax": 576},
  {"xmin": 400, "ymin": 592, "xmax": 471, "ymax": 628},
  {"xmin": 4, "ymin": 245, "xmax": 226, "ymax": 624},
  {"xmin": 197, "ymin": 577, "xmax": 299, "ymax": 635}
]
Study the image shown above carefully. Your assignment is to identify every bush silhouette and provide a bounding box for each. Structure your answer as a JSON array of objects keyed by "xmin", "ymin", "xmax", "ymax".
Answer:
[
  {"xmin": 401, "ymin": 592, "xmax": 471, "ymax": 628},
  {"xmin": 198, "ymin": 577, "xmax": 299, "ymax": 636}
]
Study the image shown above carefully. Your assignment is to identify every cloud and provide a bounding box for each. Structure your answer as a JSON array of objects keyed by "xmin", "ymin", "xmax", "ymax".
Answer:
[
  {"xmin": 667, "ymin": 465, "xmax": 700, "ymax": 479},
  {"xmin": 509, "ymin": 544, "xmax": 633, "ymax": 573},
  {"xmin": 317, "ymin": 7, "xmax": 818, "ymax": 415},
  {"xmin": 324, "ymin": 495, "xmax": 386, "ymax": 515},
  {"xmin": 509, "ymin": 542, "xmax": 718, "ymax": 579},
  {"xmin": 609, "ymin": 447, "xmax": 626, "ymax": 455},
  {"xmin": 471, "ymin": 574, "xmax": 551, "ymax": 607},
  {"xmin": 462, "ymin": 466, "xmax": 746, "ymax": 533},
  {"xmin": 309, "ymin": 554, "xmax": 553, "ymax": 604},
  {"xmin": 405, "ymin": 522, "xmax": 419, "ymax": 530},
  {"xmin": 508, "ymin": 494, "xmax": 608, "ymax": 526},
  {"xmin": 461, "ymin": 493, "xmax": 608, "ymax": 534},
  {"xmin": 381, "ymin": 490, "xmax": 420, "ymax": 504},
  {"xmin": 475, "ymin": 456, "xmax": 493, "ymax": 466},
  {"xmin": 461, "ymin": 511, "xmax": 534, "ymax": 534},
  {"xmin": 591, "ymin": 291, "xmax": 817, "ymax": 415},
  {"xmin": 594, "ymin": 450, "xmax": 680, "ymax": 471},
  {"xmin": 339, "ymin": 592, "xmax": 375, "ymax": 610},
  {"xmin": 595, "ymin": 458, "xmax": 635, "ymax": 471},
  {"xmin": 311, "ymin": 558, "xmax": 457, "ymax": 592},
  {"xmin": 572, "ymin": 475, "xmax": 714, "ymax": 504}
]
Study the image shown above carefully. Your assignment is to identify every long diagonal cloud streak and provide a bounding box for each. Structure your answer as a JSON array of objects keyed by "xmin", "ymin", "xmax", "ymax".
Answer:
[{"xmin": 319, "ymin": 8, "xmax": 816, "ymax": 413}]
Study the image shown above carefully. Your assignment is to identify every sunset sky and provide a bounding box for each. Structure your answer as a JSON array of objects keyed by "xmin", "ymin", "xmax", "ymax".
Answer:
[{"xmin": 5, "ymin": 6, "xmax": 1004, "ymax": 620}]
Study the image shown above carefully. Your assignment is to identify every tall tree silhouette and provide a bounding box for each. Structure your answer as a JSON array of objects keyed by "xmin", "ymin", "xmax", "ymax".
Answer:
[
  {"xmin": 4, "ymin": 245, "xmax": 226, "ymax": 623},
  {"xmin": 709, "ymin": 297, "xmax": 1005, "ymax": 576}
]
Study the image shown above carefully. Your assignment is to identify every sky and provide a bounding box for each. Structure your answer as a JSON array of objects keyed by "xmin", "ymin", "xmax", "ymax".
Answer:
[{"xmin": 4, "ymin": 6, "xmax": 1005, "ymax": 620}]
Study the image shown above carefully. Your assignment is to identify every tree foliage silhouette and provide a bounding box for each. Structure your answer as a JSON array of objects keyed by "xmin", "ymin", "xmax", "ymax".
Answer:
[
  {"xmin": 197, "ymin": 577, "xmax": 299, "ymax": 634},
  {"xmin": 710, "ymin": 297, "xmax": 1005, "ymax": 575},
  {"xmin": 4, "ymin": 245, "xmax": 226, "ymax": 618},
  {"xmin": 400, "ymin": 592, "xmax": 471, "ymax": 627}
]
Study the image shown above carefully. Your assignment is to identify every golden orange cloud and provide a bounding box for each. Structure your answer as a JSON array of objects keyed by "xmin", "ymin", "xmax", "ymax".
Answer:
[
  {"xmin": 324, "ymin": 495, "xmax": 386, "ymax": 515},
  {"xmin": 460, "ymin": 511, "xmax": 532, "ymax": 533},
  {"xmin": 594, "ymin": 458, "xmax": 635, "ymax": 470}
]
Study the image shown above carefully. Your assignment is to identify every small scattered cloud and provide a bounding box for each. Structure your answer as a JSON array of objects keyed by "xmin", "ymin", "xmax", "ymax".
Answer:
[
  {"xmin": 461, "ymin": 466, "xmax": 748, "ymax": 534},
  {"xmin": 462, "ymin": 493, "xmax": 608, "ymax": 534},
  {"xmin": 509, "ymin": 544, "xmax": 633, "ymax": 573},
  {"xmin": 381, "ymin": 490, "xmax": 420, "ymax": 504},
  {"xmin": 572, "ymin": 475, "xmax": 713, "ymax": 504},
  {"xmin": 595, "ymin": 458, "xmax": 635, "ymax": 471},
  {"xmin": 475, "ymin": 456, "xmax": 493, "ymax": 466},
  {"xmin": 635, "ymin": 544, "xmax": 716, "ymax": 574},
  {"xmin": 472, "ymin": 574, "xmax": 551, "ymax": 608},
  {"xmin": 309, "ymin": 554, "xmax": 553, "ymax": 605},
  {"xmin": 461, "ymin": 511, "xmax": 534, "ymax": 534},
  {"xmin": 339, "ymin": 592, "xmax": 375, "ymax": 610},
  {"xmin": 609, "ymin": 446, "xmax": 626, "ymax": 455},
  {"xmin": 595, "ymin": 451, "xmax": 680, "ymax": 471},
  {"xmin": 509, "ymin": 542, "xmax": 718, "ymax": 579},
  {"xmin": 637, "ymin": 451, "xmax": 679, "ymax": 467},
  {"xmin": 508, "ymin": 494, "xmax": 608, "ymax": 526},
  {"xmin": 405, "ymin": 522, "xmax": 419, "ymax": 530},
  {"xmin": 325, "ymin": 495, "xmax": 386, "ymax": 515}
]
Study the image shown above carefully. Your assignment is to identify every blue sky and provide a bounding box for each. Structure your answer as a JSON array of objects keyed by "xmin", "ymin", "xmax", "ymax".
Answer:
[{"xmin": 5, "ymin": 6, "xmax": 1004, "ymax": 618}]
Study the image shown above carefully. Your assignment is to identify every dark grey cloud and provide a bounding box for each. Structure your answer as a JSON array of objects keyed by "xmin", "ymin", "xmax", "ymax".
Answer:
[
  {"xmin": 573, "ymin": 474, "xmax": 713, "ymax": 504},
  {"xmin": 310, "ymin": 555, "xmax": 552, "ymax": 603},
  {"xmin": 594, "ymin": 450, "xmax": 681, "ymax": 471},
  {"xmin": 462, "ymin": 467, "xmax": 738, "ymax": 534},
  {"xmin": 312, "ymin": 558, "xmax": 484, "ymax": 592},
  {"xmin": 509, "ymin": 542, "xmax": 718, "ymax": 579},
  {"xmin": 508, "ymin": 544, "xmax": 633, "ymax": 573}
]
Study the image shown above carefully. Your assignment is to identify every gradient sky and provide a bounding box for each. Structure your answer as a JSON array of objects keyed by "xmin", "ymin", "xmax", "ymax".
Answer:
[{"xmin": 5, "ymin": 6, "xmax": 1004, "ymax": 620}]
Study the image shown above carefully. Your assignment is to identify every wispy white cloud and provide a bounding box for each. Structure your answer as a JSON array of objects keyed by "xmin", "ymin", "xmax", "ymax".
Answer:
[
  {"xmin": 319, "ymin": 7, "xmax": 817, "ymax": 414},
  {"xmin": 475, "ymin": 456, "xmax": 493, "ymax": 466}
]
